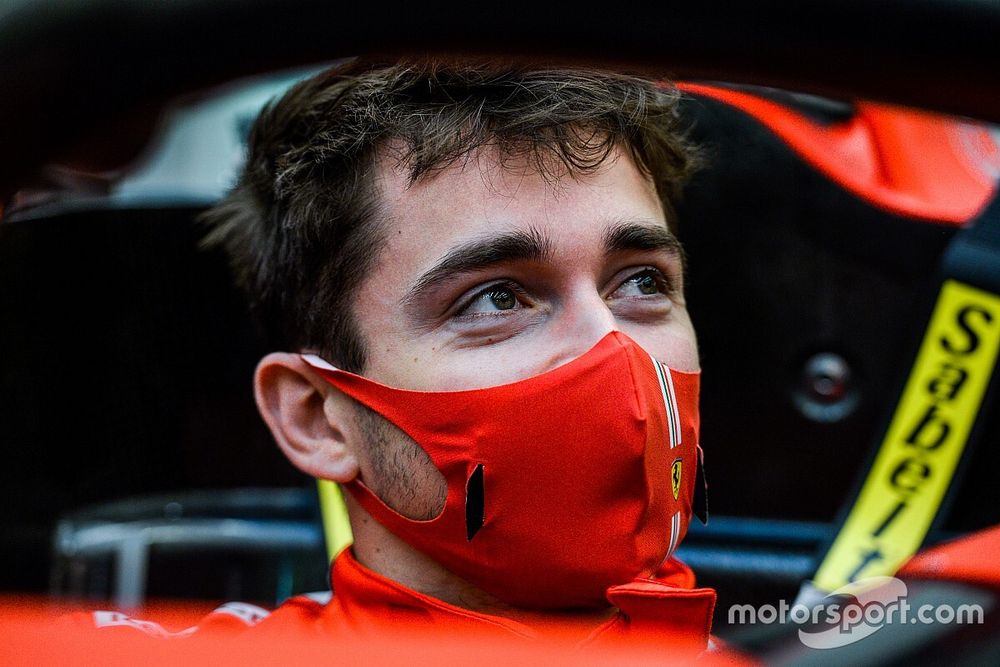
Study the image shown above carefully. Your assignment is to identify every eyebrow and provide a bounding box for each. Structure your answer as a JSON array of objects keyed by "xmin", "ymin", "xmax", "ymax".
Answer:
[
  {"xmin": 404, "ymin": 226, "xmax": 553, "ymax": 306},
  {"xmin": 602, "ymin": 220, "xmax": 683, "ymax": 257}
]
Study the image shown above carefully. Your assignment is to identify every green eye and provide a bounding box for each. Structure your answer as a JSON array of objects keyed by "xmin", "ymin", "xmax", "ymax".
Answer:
[
  {"xmin": 456, "ymin": 281, "xmax": 528, "ymax": 318},
  {"xmin": 612, "ymin": 269, "xmax": 671, "ymax": 301},
  {"xmin": 636, "ymin": 274, "xmax": 659, "ymax": 295},
  {"xmin": 488, "ymin": 287, "xmax": 518, "ymax": 310}
]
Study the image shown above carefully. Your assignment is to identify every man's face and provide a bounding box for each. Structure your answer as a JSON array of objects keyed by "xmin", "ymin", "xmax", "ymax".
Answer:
[{"xmin": 344, "ymin": 145, "xmax": 699, "ymax": 516}]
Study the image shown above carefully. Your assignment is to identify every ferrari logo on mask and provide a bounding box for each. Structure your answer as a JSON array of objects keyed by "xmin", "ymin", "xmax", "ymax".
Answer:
[{"xmin": 671, "ymin": 458, "xmax": 683, "ymax": 500}]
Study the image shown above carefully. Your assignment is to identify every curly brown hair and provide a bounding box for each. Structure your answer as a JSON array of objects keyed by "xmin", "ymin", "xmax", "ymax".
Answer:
[{"xmin": 202, "ymin": 57, "xmax": 700, "ymax": 372}]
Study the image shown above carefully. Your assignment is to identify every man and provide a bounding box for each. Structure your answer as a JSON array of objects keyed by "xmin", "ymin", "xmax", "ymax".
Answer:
[{"xmin": 77, "ymin": 57, "xmax": 717, "ymax": 655}]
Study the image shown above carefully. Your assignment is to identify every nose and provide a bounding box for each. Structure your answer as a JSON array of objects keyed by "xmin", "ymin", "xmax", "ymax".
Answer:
[{"xmin": 539, "ymin": 287, "xmax": 619, "ymax": 371}]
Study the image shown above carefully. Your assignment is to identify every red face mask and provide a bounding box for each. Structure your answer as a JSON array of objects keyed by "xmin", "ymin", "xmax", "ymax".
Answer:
[{"xmin": 302, "ymin": 331, "xmax": 700, "ymax": 609}]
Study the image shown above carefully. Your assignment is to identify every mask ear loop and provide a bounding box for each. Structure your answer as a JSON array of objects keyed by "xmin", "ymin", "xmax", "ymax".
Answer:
[
  {"xmin": 301, "ymin": 353, "xmax": 338, "ymax": 371},
  {"xmin": 300, "ymin": 353, "xmax": 460, "ymax": 528},
  {"xmin": 300, "ymin": 353, "xmax": 449, "ymax": 464}
]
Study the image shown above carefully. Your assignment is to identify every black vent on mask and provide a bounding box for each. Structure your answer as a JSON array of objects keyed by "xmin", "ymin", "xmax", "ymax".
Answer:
[{"xmin": 465, "ymin": 464, "xmax": 485, "ymax": 540}]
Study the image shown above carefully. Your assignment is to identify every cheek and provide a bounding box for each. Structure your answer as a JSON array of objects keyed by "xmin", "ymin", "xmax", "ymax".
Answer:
[
  {"xmin": 620, "ymin": 319, "xmax": 700, "ymax": 373},
  {"xmin": 671, "ymin": 333, "xmax": 701, "ymax": 372},
  {"xmin": 672, "ymin": 314, "xmax": 701, "ymax": 372}
]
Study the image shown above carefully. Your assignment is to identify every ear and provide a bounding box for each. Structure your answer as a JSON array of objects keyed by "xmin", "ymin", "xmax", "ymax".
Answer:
[{"xmin": 254, "ymin": 352, "xmax": 361, "ymax": 483}]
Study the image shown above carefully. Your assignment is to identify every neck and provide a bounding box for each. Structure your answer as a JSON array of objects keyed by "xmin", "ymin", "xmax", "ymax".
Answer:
[{"xmin": 344, "ymin": 495, "xmax": 616, "ymax": 628}]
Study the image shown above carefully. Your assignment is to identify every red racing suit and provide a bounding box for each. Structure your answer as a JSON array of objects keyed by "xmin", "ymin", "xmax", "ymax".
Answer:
[
  {"xmin": 39, "ymin": 549, "xmax": 740, "ymax": 667},
  {"xmin": 60, "ymin": 549, "xmax": 721, "ymax": 658}
]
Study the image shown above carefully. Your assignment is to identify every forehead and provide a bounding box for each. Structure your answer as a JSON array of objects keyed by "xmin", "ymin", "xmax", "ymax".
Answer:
[{"xmin": 373, "ymin": 146, "xmax": 667, "ymax": 266}]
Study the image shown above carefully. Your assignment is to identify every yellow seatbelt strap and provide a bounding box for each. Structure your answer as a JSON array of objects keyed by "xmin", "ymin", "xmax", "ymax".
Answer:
[
  {"xmin": 317, "ymin": 479, "xmax": 353, "ymax": 561},
  {"xmin": 813, "ymin": 279, "xmax": 1000, "ymax": 591},
  {"xmin": 803, "ymin": 196, "xmax": 1000, "ymax": 600}
]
